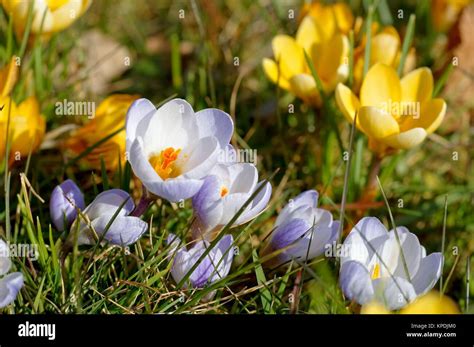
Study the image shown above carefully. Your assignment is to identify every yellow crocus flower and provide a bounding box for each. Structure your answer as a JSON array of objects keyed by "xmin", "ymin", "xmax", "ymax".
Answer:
[
  {"xmin": 362, "ymin": 291, "xmax": 460, "ymax": 314},
  {"xmin": 0, "ymin": 96, "xmax": 46, "ymax": 166},
  {"xmin": 1, "ymin": 0, "xmax": 91, "ymax": 38},
  {"xmin": 300, "ymin": 1, "xmax": 354, "ymax": 36},
  {"xmin": 0, "ymin": 57, "xmax": 19, "ymax": 97},
  {"xmin": 353, "ymin": 22, "xmax": 416, "ymax": 91},
  {"xmin": 336, "ymin": 63, "xmax": 446, "ymax": 155},
  {"xmin": 64, "ymin": 94, "xmax": 139, "ymax": 170},
  {"xmin": 263, "ymin": 15, "xmax": 349, "ymax": 106}
]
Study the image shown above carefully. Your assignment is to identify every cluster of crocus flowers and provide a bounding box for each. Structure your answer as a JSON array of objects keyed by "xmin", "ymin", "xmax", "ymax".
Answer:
[
  {"xmin": 126, "ymin": 98, "xmax": 274, "ymax": 292},
  {"xmin": 1, "ymin": 0, "xmax": 92, "ymax": 39},
  {"xmin": 262, "ymin": 14, "xmax": 349, "ymax": 106},
  {"xmin": 262, "ymin": 190, "xmax": 339, "ymax": 267},
  {"xmin": 336, "ymin": 63, "xmax": 446, "ymax": 155},
  {"xmin": 50, "ymin": 180, "xmax": 148, "ymax": 247},
  {"xmin": 0, "ymin": 240, "xmax": 24, "ymax": 308},
  {"xmin": 64, "ymin": 94, "xmax": 139, "ymax": 170},
  {"xmin": 168, "ymin": 234, "xmax": 234, "ymax": 293},
  {"xmin": 339, "ymin": 217, "xmax": 443, "ymax": 310},
  {"xmin": 191, "ymin": 158, "xmax": 272, "ymax": 241},
  {"xmin": 0, "ymin": 96, "xmax": 46, "ymax": 167}
]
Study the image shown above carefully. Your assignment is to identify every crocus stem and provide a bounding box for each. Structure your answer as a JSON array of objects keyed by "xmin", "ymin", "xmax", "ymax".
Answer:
[
  {"xmin": 290, "ymin": 269, "xmax": 303, "ymax": 314},
  {"xmin": 130, "ymin": 194, "xmax": 153, "ymax": 217},
  {"xmin": 363, "ymin": 154, "xmax": 383, "ymax": 202}
]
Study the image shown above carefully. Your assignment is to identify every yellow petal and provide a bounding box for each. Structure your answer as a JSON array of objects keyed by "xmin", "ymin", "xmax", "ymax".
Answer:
[
  {"xmin": 359, "ymin": 106, "xmax": 399, "ymax": 140},
  {"xmin": 335, "ymin": 83, "xmax": 360, "ymax": 126},
  {"xmin": 361, "ymin": 301, "xmax": 391, "ymax": 314},
  {"xmin": 46, "ymin": 0, "xmax": 69, "ymax": 11},
  {"xmin": 262, "ymin": 58, "xmax": 291, "ymax": 91},
  {"xmin": 370, "ymin": 32, "xmax": 400, "ymax": 67},
  {"xmin": 333, "ymin": 3, "xmax": 354, "ymax": 34},
  {"xmin": 360, "ymin": 63, "xmax": 401, "ymax": 110},
  {"xmin": 313, "ymin": 34, "xmax": 349, "ymax": 89},
  {"xmin": 307, "ymin": 4, "xmax": 336, "ymax": 41},
  {"xmin": 0, "ymin": 96, "xmax": 15, "ymax": 123},
  {"xmin": 400, "ymin": 292, "xmax": 460, "ymax": 314},
  {"xmin": 399, "ymin": 99, "xmax": 446, "ymax": 134},
  {"xmin": 10, "ymin": 96, "xmax": 45, "ymax": 156},
  {"xmin": 401, "ymin": 67, "xmax": 434, "ymax": 103},
  {"xmin": 0, "ymin": 58, "xmax": 19, "ymax": 97},
  {"xmin": 271, "ymin": 35, "xmax": 305, "ymax": 79},
  {"xmin": 288, "ymin": 74, "xmax": 321, "ymax": 106},
  {"xmin": 381, "ymin": 127, "xmax": 427, "ymax": 149},
  {"xmin": 296, "ymin": 16, "xmax": 323, "ymax": 54}
]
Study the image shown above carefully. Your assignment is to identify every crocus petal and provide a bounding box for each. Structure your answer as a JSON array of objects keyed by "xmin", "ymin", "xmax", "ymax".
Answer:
[
  {"xmin": 293, "ymin": 221, "xmax": 338, "ymax": 260},
  {"xmin": 0, "ymin": 240, "xmax": 11, "ymax": 276},
  {"xmin": 182, "ymin": 136, "xmax": 220, "ymax": 179},
  {"xmin": 411, "ymin": 253, "xmax": 443, "ymax": 296},
  {"xmin": 262, "ymin": 58, "xmax": 291, "ymax": 90},
  {"xmin": 143, "ymin": 177, "xmax": 204, "ymax": 203},
  {"xmin": 219, "ymin": 193, "xmax": 251, "ymax": 225},
  {"xmin": 400, "ymin": 67, "xmax": 434, "ymax": 104},
  {"xmin": 235, "ymin": 181, "xmax": 272, "ymax": 226},
  {"xmin": 372, "ymin": 276, "xmax": 417, "ymax": 310},
  {"xmin": 84, "ymin": 189, "xmax": 134, "ymax": 221},
  {"xmin": 389, "ymin": 227, "xmax": 422, "ymax": 280},
  {"xmin": 171, "ymin": 248, "xmax": 192, "ymax": 287},
  {"xmin": 270, "ymin": 218, "xmax": 311, "ymax": 252},
  {"xmin": 192, "ymin": 175, "xmax": 224, "ymax": 235},
  {"xmin": 333, "ymin": 3, "xmax": 354, "ymax": 33},
  {"xmin": 288, "ymin": 74, "xmax": 321, "ymax": 106},
  {"xmin": 296, "ymin": 16, "xmax": 323, "ymax": 54},
  {"xmin": 378, "ymin": 227, "xmax": 421, "ymax": 279},
  {"xmin": 86, "ymin": 215, "xmax": 148, "ymax": 246},
  {"xmin": 370, "ymin": 32, "xmax": 400, "ymax": 67},
  {"xmin": 129, "ymin": 137, "xmax": 162, "ymax": 183},
  {"xmin": 335, "ymin": 83, "xmax": 360, "ymax": 125},
  {"xmin": 341, "ymin": 217, "xmax": 389, "ymax": 266},
  {"xmin": 400, "ymin": 291, "xmax": 459, "ymax": 314},
  {"xmin": 0, "ymin": 272, "xmax": 23, "ymax": 308},
  {"xmin": 190, "ymin": 252, "xmax": 215, "ymax": 288},
  {"xmin": 313, "ymin": 34, "xmax": 348, "ymax": 87},
  {"xmin": 171, "ymin": 237, "xmax": 233, "ymax": 289},
  {"xmin": 360, "ymin": 63, "xmax": 401, "ymax": 109},
  {"xmin": 381, "ymin": 127, "xmax": 427, "ymax": 149},
  {"xmin": 399, "ymin": 99, "xmax": 446, "ymax": 134},
  {"xmin": 340, "ymin": 260, "xmax": 375, "ymax": 305},
  {"xmin": 211, "ymin": 235, "xmax": 234, "ymax": 282},
  {"xmin": 50, "ymin": 179, "xmax": 85, "ymax": 231},
  {"xmin": 358, "ymin": 106, "xmax": 400, "ymax": 140},
  {"xmin": 275, "ymin": 190, "xmax": 318, "ymax": 227},
  {"xmin": 195, "ymin": 108, "xmax": 234, "ymax": 149},
  {"xmin": 166, "ymin": 233, "xmax": 182, "ymax": 256},
  {"xmin": 271, "ymin": 35, "xmax": 305, "ymax": 79},
  {"xmin": 142, "ymin": 98, "xmax": 195, "ymax": 153},
  {"xmin": 125, "ymin": 98, "xmax": 156, "ymax": 151}
]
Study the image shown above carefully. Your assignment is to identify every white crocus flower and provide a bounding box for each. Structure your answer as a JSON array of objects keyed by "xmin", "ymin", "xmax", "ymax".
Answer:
[
  {"xmin": 125, "ymin": 98, "xmax": 234, "ymax": 202},
  {"xmin": 339, "ymin": 217, "xmax": 443, "ymax": 310},
  {"xmin": 191, "ymin": 162, "xmax": 272, "ymax": 240},
  {"xmin": 168, "ymin": 233, "xmax": 234, "ymax": 289}
]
